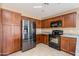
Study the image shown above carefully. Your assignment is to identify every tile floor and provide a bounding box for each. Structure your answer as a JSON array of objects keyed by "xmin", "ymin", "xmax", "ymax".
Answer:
[{"xmin": 9, "ymin": 43, "xmax": 72, "ymax": 56}]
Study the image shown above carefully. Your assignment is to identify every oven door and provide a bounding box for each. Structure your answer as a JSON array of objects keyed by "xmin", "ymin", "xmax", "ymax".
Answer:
[
  {"xmin": 49, "ymin": 36, "xmax": 60, "ymax": 50},
  {"xmin": 50, "ymin": 38, "xmax": 59, "ymax": 44}
]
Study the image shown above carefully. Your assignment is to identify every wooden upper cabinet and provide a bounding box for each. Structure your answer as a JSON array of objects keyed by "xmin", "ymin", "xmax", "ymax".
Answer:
[
  {"xmin": 41, "ymin": 20, "xmax": 46, "ymax": 28},
  {"xmin": 13, "ymin": 12, "xmax": 21, "ymax": 26},
  {"xmin": 0, "ymin": 9, "xmax": 2, "ymax": 24},
  {"xmin": 2, "ymin": 9, "xmax": 13, "ymax": 25},
  {"xmin": 43, "ymin": 12, "xmax": 76, "ymax": 28},
  {"xmin": 36, "ymin": 20, "xmax": 41, "ymax": 28},
  {"xmin": 62, "ymin": 12, "xmax": 76, "ymax": 27},
  {"xmin": 2, "ymin": 9, "xmax": 21, "ymax": 25},
  {"xmin": 45, "ymin": 19, "xmax": 51, "ymax": 28},
  {"xmin": 44, "ymin": 16, "xmax": 63, "ymax": 28}
]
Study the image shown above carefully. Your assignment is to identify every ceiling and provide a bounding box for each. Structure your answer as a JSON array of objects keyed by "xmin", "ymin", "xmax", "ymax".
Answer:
[{"xmin": 1, "ymin": 3, "xmax": 79, "ymax": 20}]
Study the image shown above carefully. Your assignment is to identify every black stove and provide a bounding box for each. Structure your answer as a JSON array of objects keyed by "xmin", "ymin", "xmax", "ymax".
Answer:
[{"xmin": 49, "ymin": 30, "xmax": 63, "ymax": 50}]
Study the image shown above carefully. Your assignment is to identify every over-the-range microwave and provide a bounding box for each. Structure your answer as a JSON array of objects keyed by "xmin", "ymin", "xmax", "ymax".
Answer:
[{"xmin": 50, "ymin": 20, "xmax": 62, "ymax": 27}]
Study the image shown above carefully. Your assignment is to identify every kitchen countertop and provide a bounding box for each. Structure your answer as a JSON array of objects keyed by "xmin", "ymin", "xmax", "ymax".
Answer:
[
  {"xmin": 61, "ymin": 34, "xmax": 78, "ymax": 38},
  {"xmin": 36, "ymin": 32, "xmax": 51, "ymax": 35},
  {"xmin": 36, "ymin": 32, "xmax": 78, "ymax": 38}
]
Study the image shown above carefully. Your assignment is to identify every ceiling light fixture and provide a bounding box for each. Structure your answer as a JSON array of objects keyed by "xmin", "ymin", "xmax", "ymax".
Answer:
[
  {"xmin": 33, "ymin": 3, "xmax": 49, "ymax": 8},
  {"xmin": 33, "ymin": 6, "xmax": 43, "ymax": 8}
]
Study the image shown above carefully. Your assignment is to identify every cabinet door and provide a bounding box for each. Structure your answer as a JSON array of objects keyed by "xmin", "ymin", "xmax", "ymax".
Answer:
[
  {"xmin": 13, "ymin": 13, "xmax": 21, "ymax": 26},
  {"xmin": 0, "ymin": 9, "xmax": 2, "ymax": 24},
  {"xmin": 36, "ymin": 20, "xmax": 41, "ymax": 28},
  {"xmin": 14, "ymin": 26, "xmax": 21, "ymax": 51},
  {"xmin": 63, "ymin": 13, "xmax": 76, "ymax": 27},
  {"xmin": 3, "ymin": 25, "xmax": 13, "ymax": 55},
  {"xmin": 61, "ymin": 37, "xmax": 69, "ymax": 52},
  {"xmin": 40, "ymin": 35, "xmax": 44, "ymax": 43},
  {"xmin": 2, "ymin": 9, "xmax": 13, "ymax": 25},
  {"xmin": 44, "ymin": 19, "xmax": 50, "ymax": 28},
  {"xmin": 44, "ymin": 16, "xmax": 63, "ymax": 28},
  {"xmin": 69, "ymin": 38, "xmax": 76, "ymax": 55},
  {"xmin": 41, "ymin": 20, "xmax": 45, "ymax": 28},
  {"xmin": 36, "ymin": 35, "xmax": 41, "ymax": 44},
  {"xmin": 0, "ymin": 24, "xmax": 2, "ymax": 55},
  {"xmin": 0, "ymin": 9, "xmax": 2, "ymax": 55},
  {"xmin": 43, "ymin": 35, "xmax": 48, "ymax": 45}
]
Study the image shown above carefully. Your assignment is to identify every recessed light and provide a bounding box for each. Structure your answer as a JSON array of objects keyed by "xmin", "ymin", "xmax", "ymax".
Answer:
[{"xmin": 33, "ymin": 6, "xmax": 43, "ymax": 8}]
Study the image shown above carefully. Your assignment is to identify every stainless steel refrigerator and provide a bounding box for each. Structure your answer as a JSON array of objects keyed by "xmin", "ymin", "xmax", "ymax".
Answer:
[{"xmin": 22, "ymin": 20, "xmax": 36, "ymax": 52}]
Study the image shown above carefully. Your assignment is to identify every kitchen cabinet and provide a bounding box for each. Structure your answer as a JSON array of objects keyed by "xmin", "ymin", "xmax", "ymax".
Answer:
[
  {"xmin": 14, "ymin": 26, "xmax": 21, "ymax": 52},
  {"xmin": 13, "ymin": 12, "xmax": 21, "ymax": 26},
  {"xmin": 69, "ymin": 38, "xmax": 76, "ymax": 55},
  {"xmin": 36, "ymin": 34, "xmax": 41, "ymax": 44},
  {"xmin": 41, "ymin": 20, "xmax": 46, "ymax": 28},
  {"xmin": 2, "ymin": 9, "xmax": 13, "ymax": 25},
  {"xmin": 61, "ymin": 37, "xmax": 70, "ymax": 52},
  {"xmin": 44, "ymin": 16, "xmax": 63, "ymax": 28},
  {"xmin": 0, "ymin": 24, "xmax": 2, "ymax": 55},
  {"xmin": 43, "ymin": 12, "xmax": 76, "ymax": 28},
  {"xmin": 2, "ymin": 9, "xmax": 21, "ymax": 55},
  {"xmin": 43, "ymin": 35, "xmax": 49, "ymax": 45},
  {"xmin": 2, "ymin": 9, "xmax": 21, "ymax": 26},
  {"xmin": 2, "ymin": 25, "xmax": 21, "ymax": 56},
  {"xmin": 0, "ymin": 9, "xmax": 2, "ymax": 24},
  {"xmin": 36, "ymin": 20, "xmax": 41, "ymax": 28},
  {"xmin": 61, "ymin": 36, "xmax": 76, "ymax": 55},
  {"xmin": 36, "ymin": 34, "xmax": 48, "ymax": 45},
  {"xmin": 44, "ymin": 19, "xmax": 50, "ymax": 28},
  {"xmin": 62, "ymin": 12, "xmax": 76, "ymax": 27},
  {"xmin": 2, "ymin": 25, "xmax": 14, "ymax": 55},
  {"xmin": 0, "ymin": 8, "xmax": 2, "ymax": 55}
]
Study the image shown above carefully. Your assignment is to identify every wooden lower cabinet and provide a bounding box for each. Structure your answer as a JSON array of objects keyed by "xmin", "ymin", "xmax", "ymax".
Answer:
[
  {"xmin": 2, "ymin": 25, "xmax": 21, "ymax": 55},
  {"xmin": 36, "ymin": 34, "xmax": 48, "ymax": 45},
  {"xmin": 61, "ymin": 37, "xmax": 70, "ymax": 52},
  {"xmin": 61, "ymin": 36, "xmax": 76, "ymax": 55},
  {"xmin": 0, "ymin": 24, "xmax": 2, "ymax": 55},
  {"xmin": 13, "ymin": 26, "xmax": 21, "ymax": 52},
  {"xmin": 69, "ymin": 38, "xmax": 76, "ymax": 55},
  {"xmin": 43, "ymin": 35, "xmax": 49, "ymax": 45},
  {"xmin": 36, "ymin": 34, "xmax": 41, "ymax": 44},
  {"xmin": 2, "ymin": 25, "xmax": 13, "ymax": 55}
]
